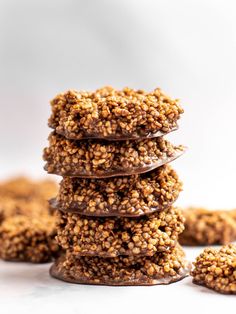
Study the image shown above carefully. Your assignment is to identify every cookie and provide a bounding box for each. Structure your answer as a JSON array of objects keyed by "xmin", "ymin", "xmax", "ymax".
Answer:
[
  {"xmin": 49, "ymin": 87, "xmax": 183, "ymax": 140},
  {"xmin": 180, "ymin": 207, "xmax": 236, "ymax": 245},
  {"xmin": 56, "ymin": 207, "xmax": 184, "ymax": 257},
  {"xmin": 51, "ymin": 244, "xmax": 189, "ymax": 286},
  {"xmin": 191, "ymin": 244, "xmax": 236, "ymax": 294},
  {"xmin": 44, "ymin": 132, "xmax": 185, "ymax": 178}
]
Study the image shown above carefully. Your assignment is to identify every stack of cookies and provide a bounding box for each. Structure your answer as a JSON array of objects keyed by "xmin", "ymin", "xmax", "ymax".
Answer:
[{"xmin": 43, "ymin": 86, "xmax": 189, "ymax": 285}]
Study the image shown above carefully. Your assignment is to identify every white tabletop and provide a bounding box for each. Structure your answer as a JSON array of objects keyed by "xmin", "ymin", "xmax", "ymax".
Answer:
[{"xmin": 0, "ymin": 246, "xmax": 235, "ymax": 314}]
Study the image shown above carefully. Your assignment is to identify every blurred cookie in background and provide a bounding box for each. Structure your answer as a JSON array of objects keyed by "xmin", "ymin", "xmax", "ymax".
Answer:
[
  {"xmin": 180, "ymin": 207, "xmax": 236, "ymax": 246},
  {"xmin": 0, "ymin": 176, "xmax": 59, "ymax": 263}
]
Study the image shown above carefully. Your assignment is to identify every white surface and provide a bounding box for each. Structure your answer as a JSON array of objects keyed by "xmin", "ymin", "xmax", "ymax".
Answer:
[{"xmin": 0, "ymin": 247, "xmax": 235, "ymax": 314}]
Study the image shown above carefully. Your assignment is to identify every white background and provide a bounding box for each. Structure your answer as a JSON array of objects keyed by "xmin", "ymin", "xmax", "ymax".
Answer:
[
  {"xmin": 0, "ymin": 0, "xmax": 236, "ymax": 312},
  {"xmin": 0, "ymin": 0, "xmax": 236, "ymax": 209}
]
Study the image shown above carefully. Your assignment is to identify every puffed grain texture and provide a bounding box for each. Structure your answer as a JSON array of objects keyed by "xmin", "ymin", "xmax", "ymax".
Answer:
[
  {"xmin": 191, "ymin": 244, "xmax": 236, "ymax": 294},
  {"xmin": 52, "ymin": 165, "xmax": 182, "ymax": 217},
  {"xmin": 43, "ymin": 132, "xmax": 185, "ymax": 178},
  {"xmin": 0, "ymin": 215, "xmax": 59, "ymax": 263},
  {"xmin": 49, "ymin": 86, "xmax": 183, "ymax": 140},
  {"xmin": 56, "ymin": 207, "xmax": 185, "ymax": 257},
  {"xmin": 180, "ymin": 207, "xmax": 236, "ymax": 246}
]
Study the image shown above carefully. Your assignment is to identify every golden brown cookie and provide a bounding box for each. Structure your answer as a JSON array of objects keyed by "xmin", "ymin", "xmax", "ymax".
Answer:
[
  {"xmin": 56, "ymin": 207, "xmax": 184, "ymax": 257},
  {"xmin": 0, "ymin": 177, "xmax": 59, "ymax": 263},
  {"xmin": 51, "ymin": 244, "xmax": 190, "ymax": 286},
  {"xmin": 43, "ymin": 132, "xmax": 185, "ymax": 178},
  {"xmin": 0, "ymin": 214, "xmax": 59, "ymax": 263},
  {"xmin": 52, "ymin": 165, "xmax": 182, "ymax": 217},
  {"xmin": 180, "ymin": 207, "xmax": 236, "ymax": 246},
  {"xmin": 49, "ymin": 87, "xmax": 183, "ymax": 140},
  {"xmin": 191, "ymin": 244, "xmax": 236, "ymax": 294}
]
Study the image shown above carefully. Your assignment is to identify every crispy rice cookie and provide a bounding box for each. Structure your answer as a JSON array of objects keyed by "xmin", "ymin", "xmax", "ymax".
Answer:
[
  {"xmin": 191, "ymin": 244, "xmax": 236, "ymax": 294},
  {"xmin": 179, "ymin": 207, "xmax": 236, "ymax": 246},
  {"xmin": 48, "ymin": 87, "xmax": 183, "ymax": 140},
  {"xmin": 51, "ymin": 165, "xmax": 182, "ymax": 217},
  {"xmin": 56, "ymin": 207, "xmax": 185, "ymax": 257},
  {"xmin": 43, "ymin": 132, "xmax": 185, "ymax": 178},
  {"xmin": 50, "ymin": 244, "xmax": 190, "ymax": 286}
]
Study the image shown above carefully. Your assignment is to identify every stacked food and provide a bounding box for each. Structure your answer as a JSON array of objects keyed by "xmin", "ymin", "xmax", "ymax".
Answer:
[{"xmin": 44, "ymin": 86, "xmax": 189, "ymax": 285}]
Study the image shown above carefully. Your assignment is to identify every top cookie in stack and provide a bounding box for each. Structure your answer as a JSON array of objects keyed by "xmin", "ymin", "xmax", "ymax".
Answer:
[
  {"xmin": 43, "ymin": 86, "xmax": 189, "ymax": 286},
  {"xmin": 48, "ymin": 86, "xmax": 183, "ymax": 140}
]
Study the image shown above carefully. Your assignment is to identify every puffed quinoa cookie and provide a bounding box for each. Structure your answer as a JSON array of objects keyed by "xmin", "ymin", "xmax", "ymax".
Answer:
[
  {"xmin": 49, "ymin": 87, "xmax": 183, "ymax": 140},
  {"xmin": 56, "ymin": 207, "xmax": 185, "ymax": 257},
  {"xmin": 51, "ymin": 165, "xmax": 182, "ymax": 217},
  {"xmin": 0, "ymin": 176, "xmax": 59, "ymax": 263},
  {"xmin": 43, "ymin": 132, "xmax": 185, "ymax": 178},
  {"xmin": 0, "ymin": 214, "xmax": 59, "ymax": 263},
  {"xmin": 0, "ymin": 198, "xmax": 50, "ymax": 223},
  {"xmin": 0, "ymin": 177, "xmax": 57, "ymax": 202},
  {"xmin": 0, "ymin": 177, "xmax": 58, "ymax": 222},
  {"xmin": 179, "ymin": 207, "xmax": 236, "ymax": 246},
  {"xmin": 191, "ymin": 244, "xmax": 236, "ymax": 294},
  {"xmin": 50, "ymin": 244, "xmax": 190, "ymax": 286}
]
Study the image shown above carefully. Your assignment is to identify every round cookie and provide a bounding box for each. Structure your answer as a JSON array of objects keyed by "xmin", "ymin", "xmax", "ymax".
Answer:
[
  {"xmin": 49, "ymin": 87, "xmax": 183, "ymax": 140},
  {"xmin": 51, "ymin": 165, "xmax": 182, "ymax": 217},
  {"xmin": 180, "ymin": 207, "xmax": 236, "ymax": 245},
  {"xmin": 0, "ymin": 214, "xmax": 59, "ymax": 263},
  {"xmin": 43, "ymin": 132, "xmax": 185, "ymax": 178},
  {"xmin": 0, "ymin": 177, "xmax": 57, "ymax": 202},
  {"xmin": 56, "ymin": 207, "xmax": 184, "ymax": 257},
  {"xmin": 191, "ymin": 244, "xmax": 236, "ymax": 294}
]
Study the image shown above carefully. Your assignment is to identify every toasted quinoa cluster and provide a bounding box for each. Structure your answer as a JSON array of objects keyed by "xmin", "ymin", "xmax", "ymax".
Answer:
[
  {"xmin": 56, "ymin": 207, "xmax": 185, "ymax": 257},
  {"xmin": 0, "ymin": 199, "xmax": 43, "ymax": 223},
  {"xmin": 0, "ymin": 177, "xmax": 59, "ymax": 263},
  {"xmin": 180, "ymin": 207, "xmax": 236, "ymax": 246},
  {"xmin": 191, "ymin": 244, "xmax": 236, "ymax": 294},
  {"xmin": 0, "ymin": 177, "xmax": 58, "ymax": 221},
  {"xmin": 52, "ymin": 165, "xmax": 182, "ymax": 217},
  {"xmin": 0, "ymin": 177, "xmax": 57, "ymax": 202},
  {"xmin": 43, "ymin": 132, "xmax": 185, "ymax": 178},
  {"xmin": 48, "ymin": 87, "xmax": 183, "ymax": 140},
  {"xmin": 50, "ymin": 244, "xmax": 189, "ymax": 285},
  {"xmin": 0, "ymin": 215, "xmax": 59, "ymax": 263}
]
